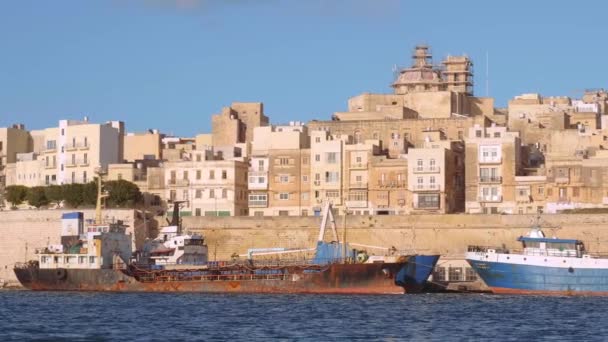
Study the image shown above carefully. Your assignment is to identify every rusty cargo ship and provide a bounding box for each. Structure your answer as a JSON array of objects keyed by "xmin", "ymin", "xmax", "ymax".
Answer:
[{"xmin": 14, "ymin": 176, "xmax": 439, "ymax": 294}]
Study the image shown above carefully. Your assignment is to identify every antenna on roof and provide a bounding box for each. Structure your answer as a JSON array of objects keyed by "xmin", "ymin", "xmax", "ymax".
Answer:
[{"xmin": 485, "ymin": 51, "xmax": 489, "ymax": 97}]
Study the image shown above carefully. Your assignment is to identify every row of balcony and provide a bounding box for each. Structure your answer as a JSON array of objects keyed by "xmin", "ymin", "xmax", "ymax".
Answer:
[
  {"xmin": 43, "ymin": 144, "xmax": 90, "ymax": 153},
  {"xmin": 413, "ymin": 166, "xmax": 440, "ymax": 174}
]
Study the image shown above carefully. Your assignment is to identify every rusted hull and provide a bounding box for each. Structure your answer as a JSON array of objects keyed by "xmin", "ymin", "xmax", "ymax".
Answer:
[{"xmin": 14, "ymin": 260, "xmax": 435, "ymax": 294}]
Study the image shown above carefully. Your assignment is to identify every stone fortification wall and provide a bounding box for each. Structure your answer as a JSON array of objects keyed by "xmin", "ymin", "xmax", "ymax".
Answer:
[
  {"xmin": 183, "ymin": 214, "xmax": 608, "ymax": 261},
  {"xmin": 0, "ymin": 209, "xmax": 143, "ymax": 285},
  {"xmin": 3, "ymin": 211, "xmax": 608, "ymax": 286}
]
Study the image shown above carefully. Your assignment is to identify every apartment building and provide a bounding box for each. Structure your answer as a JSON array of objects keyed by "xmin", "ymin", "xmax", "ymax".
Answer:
[
  {"xmin": 310, "ymin": 130, "xmax": 348, "ymax": 215},
  {"xmin": 211, "ymin": 102, "xmax": 269, "ymax": 149},
  {"xmin": 465, "ymin": 124, "xmax": 521, "ymax": 214},
  {"xmin": 248, "ymin": 123, "xmax": 310, "ymax": 216},
  {"xmin": 164, "ymin": 151, "xmax": 248, "ymax": 217},
  {"xmin": 8, "ymin": 119, "xmax": 123, "ymax": 187},
  {"xmin": 368, "ymin": 155, "xmax": 408, "ymax": 215},
  {"xmin": 123, "ymin": 130, "xmax": 162, "ymax": 162},
  {"xmin": 0, "ymin": 125, "xmax": 31, "ymax": 203},
  {"xmin": 406, "ymin": 130, "xmax": 464, "ymax": 214},
  {"xmin": 342, "ymin": 140, "xmax": 380, "ymax": 215}
]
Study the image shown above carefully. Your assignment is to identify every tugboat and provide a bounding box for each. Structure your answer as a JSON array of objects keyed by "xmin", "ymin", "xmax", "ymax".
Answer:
[
  {"xmin": 466, "ymin": 216, "xmax": 608, "ymax": 295},
  {"xmin": 15, "ymin": 170, "xmax": 439, "ymax": 294}
]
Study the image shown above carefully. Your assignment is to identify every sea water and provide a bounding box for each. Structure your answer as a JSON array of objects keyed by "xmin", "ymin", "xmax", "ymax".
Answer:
[{"xmin": 1, "ymin": 291, "xmax": 606, "ymax": 341}]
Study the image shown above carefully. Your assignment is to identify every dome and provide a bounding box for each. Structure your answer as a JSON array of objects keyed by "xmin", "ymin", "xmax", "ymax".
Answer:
[{"xmin": 392, "ymin": 67, "xmax": 442, "ymax": 87}]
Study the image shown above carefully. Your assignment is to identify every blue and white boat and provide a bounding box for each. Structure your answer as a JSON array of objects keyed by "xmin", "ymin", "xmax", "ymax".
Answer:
[{"xmin": 466, "ymin": 219, "xmax": 608, "ymax": 295}]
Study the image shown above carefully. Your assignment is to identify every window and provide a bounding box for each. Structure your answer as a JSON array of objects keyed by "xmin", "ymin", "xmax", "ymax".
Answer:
[
  {"xmin": 196, "ymin": 170, "xmax": 201, "ymax": 180},
  {"xmin": 315, "ymin": 154, "xmax": 320, "ymax": 162},
  {"xmin": 182, "ymin": 190, "xmax": 188, "ymax": 200},
  {"xmin": 429, "ymin": 176, "xmax": 436, "ymax": 184},
  {"xmin": 195, "ymin": 208, "xmax": 201, "ymax": 216},
  {"xmin": 222, "ymin": 170, "xmax": 227, "ymax": 179},
  {"xmin": 83, "ymin": 171, "xmax": 87, "ymax": 183},
  {"xmin": 476, "ymin": 130, "xmax": 482, "ymax": 138},
  {"xmin": 430, "ymin": 159, "xmax": 436, "ymax": 169},
  {"xmin": 326, "ymin": 152, "xmax": 337, "ymax": 164},
  {"xmin": 209, "ymin": 170, "xmax": 215, "ymax": 180},
  {"xmin": 301, "ymin": 209, "xmax": 308, "ymax": 216},
  {"xmin": 356, "ymin": 156, "xmax": 362, "ymax": 163},
  {"xmin": 356, "ymin": 175, "xmax": 362, "ymax": 182},
  {"xmin": 573, "ymin": 187, "xmax": 580, "ymax": 197},
  {"xmin": 326, "ymin": 190, "xmax": 339, "ymax": 198},
  {"xmin": 301, "ymin": 192, "xmax": 309, "ymax": 200},
  {"xmin": 195, "ymin": 190, "xmax": 202, "ymax": 199},
  {"xmin": 538, "ymin": 187, "xmax": 544, "ymax": 195},
  {"xmin": 183, "ymin": 171, "xmax": 189, "ymax": 180},
  {"xmin": 89, "ymin": 256, "xmax": 96, "ymax": 264},
  {"xmin": 458, "ymin": 131, "xmax": 463, "ymax": 140},
  {"xmin": 61, "ymin": 129, "xmax": 64, "ymax": 136},
  {"xmin": 547, "ymin": 188, "xmax": 553, "ymax": 196},
  {"xmin": 170, "ymin": 190, "xmax": 176, "ymax": 201},
  {"xmin": 71, "ymin": 172, "xmax": 75, "ymax": 183},
  {"xmin": 258, "ymin": 177, "xmax": 265, "ymax": 183},
  {"xmin": 219, "ymin": 189, "xmax": 226, "ymax": 198},
  {"xmin": 83, "ymin": 153, "xmax": 88, "ymax": 164},
  {"xmin": 373, "ymin": 132, "xmax": 379, "ymax": 139},
  {"xmin": 349, "ymin": 191, "xmax": 367, "ymax": 201},
  {"xmin": 325, "ymin": 172, "xmax": 339, "ymax": 183},
  {"xmin": 209, "ymin": 189, "xmax": 215, "ymax": 198},
  {"xmin": 417, "ymin": 194, "xmax": 439, "ymax": 208},
  {"xmin": 71, "ymin": 154, "xmax": 75, "ymax": 165},
  {"xmin": 302, "ymin": 175, "xmax": 308, "ymax": 182},
  {"xmin": 315, "ymin": 137, "xmax": 321, "ymax": 143},
  {"xmin": 258, "ymin": 159, "xmax": 265, "ymax": 170},
  {"xmin": 279, "ymin": 174, "xmax": 289, "ymax": 183},
  {"xmin": 196, "ymin": 154, "xmax": 201, "ymax": 162},
  {"xmin": 494, "ymin": 132, "xmax": 501, "ymax": 138},
  {"xmin": 302, "ymin": 157, "xmax": 309, "ymax": 165},
  {"xmin": 279, "ymin": 193, "xmax": 289, "ymax": 200},
  {"xmin": 279, "ymin": 158, "xmax": 289, "ymax": 165}
]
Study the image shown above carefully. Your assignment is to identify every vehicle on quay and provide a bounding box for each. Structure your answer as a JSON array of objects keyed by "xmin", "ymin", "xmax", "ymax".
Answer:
[
  {"xmin": 14, "ymin": 170, "xmax": 439, "ymax": 294},
  {"xmin": 466, "ymin": 216, "xmax": 608, "ymax": 295}
]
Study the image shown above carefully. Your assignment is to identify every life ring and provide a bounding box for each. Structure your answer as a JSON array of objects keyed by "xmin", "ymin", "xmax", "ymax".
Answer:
[
  {"xmin": 55, "ymin": 268, "xmax": 67, "ymax": 280},
  {"xmin": 356, "ymin": 252, "xmax": 369, "ymax": 263}
]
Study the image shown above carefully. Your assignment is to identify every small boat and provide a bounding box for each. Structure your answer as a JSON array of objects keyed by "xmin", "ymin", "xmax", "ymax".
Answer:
[{"xmin": 466, "ymin": 216, "xmax": 608, "ymax": 295}]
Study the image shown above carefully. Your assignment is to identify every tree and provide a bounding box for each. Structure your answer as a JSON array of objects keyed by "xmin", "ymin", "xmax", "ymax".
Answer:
[
  {"xmin": 44, "ymin": 185, "xmax": 64, "ymax": 206},
  {"xmin": 104, "ymin": 180, "xmax": 142, "ymax": 208},
  {"xmin": 62, "ymin": 183, "xmax": 84, "ymax": 208},
  {"xmin": 27, "ymin": 187, "xmax": 49, "ymax": 208},
  {"xmin": 82, "ymin": 181, "xmax": 97, "ymax": 206},
  {"xmin": 5, "ymin": 185, "xmax": 28, "ymax": 207}
]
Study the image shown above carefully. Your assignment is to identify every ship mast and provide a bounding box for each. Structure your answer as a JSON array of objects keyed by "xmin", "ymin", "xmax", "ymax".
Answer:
[{"xmin": 95, "ymin": 168, "xmax": 108, "ymax": 225}]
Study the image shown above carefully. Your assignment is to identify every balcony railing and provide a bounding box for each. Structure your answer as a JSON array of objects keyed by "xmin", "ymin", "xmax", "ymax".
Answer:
[
  {"xmin": 345, "ymin": 200, "xmax": 368, "ymax": 208},
  {"xmin": 415, "ymin": 183, "xmax": 439, "ymax": 191},
  {"xmin": 349, "ymin": 182, "xmax": 368, "ymax": 189},
  {"xmin": 413, "ymin": 166, "xmax": 440, "ymax": 173},
  {"xmin": 479, "ymin": 176, "xmax": 502, "ymax": 183},
  {"xmin": 478, "ymin": 195, "xmax": 502, "ymax": 202},
  {"xmin": 555, "ymin": 176, "xmax": 569, "ymax": 184},
  {"xmin": 378, "ymin": 180, "xmax": 406, "ymax": 188},
  {"xmin": 479, "ymin": 157, "xmax": 502, "ymax": 164}
]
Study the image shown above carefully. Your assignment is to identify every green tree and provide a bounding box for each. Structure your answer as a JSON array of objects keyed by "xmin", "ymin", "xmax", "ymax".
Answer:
[
  {"xmin": 62, "ymin": 183, "xmax": 84, "ymax": 208},
  {"xmin": 44, "ymin": 185, "xmax": 64, "ymax": 205},
  {"xmin": 82, "ymin": 181, "xmax": 97, "ymax": 206},
  {"xmin": 27, "ymin": 186, "xmax": 49, "ymax": 208},
  {"xmin": 5, "ymin": 185, "xmax": 28, "ymax": 207},
  {"xmin": 104, "ymin": 180, "xmax": 142, "ymax": 208}
]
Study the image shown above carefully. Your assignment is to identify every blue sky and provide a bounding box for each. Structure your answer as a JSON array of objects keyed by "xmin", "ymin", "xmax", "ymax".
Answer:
[{"xmin": 1, "ymin": 0, "xmax": 607, "ymax": 136}]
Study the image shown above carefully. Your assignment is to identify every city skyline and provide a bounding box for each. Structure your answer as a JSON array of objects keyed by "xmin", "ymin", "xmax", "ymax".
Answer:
[{"xmin": 1, "ymin": 1, "xmax": 608, "ymax": 136}]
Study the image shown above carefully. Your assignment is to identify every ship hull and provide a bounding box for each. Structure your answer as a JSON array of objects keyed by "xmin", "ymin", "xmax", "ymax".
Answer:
[
  {"xmin": 15, "ymin": 255, "xmax": 439, "ymax": 294},
  {"xmin": 467, "ymin": 257, "xmax": 608, "ymax": 295}
]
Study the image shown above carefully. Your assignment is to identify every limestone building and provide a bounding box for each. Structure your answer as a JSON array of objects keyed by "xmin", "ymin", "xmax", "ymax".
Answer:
[
  {"xmin": 211, "ymin": 102, "xmax": 269, "ymax": 149},
  {"xmin": 123, "ymin": 130, "xmax": 163, "ymax": 162},
  {"xmin": 0, "ymin": 124, "xmax": 31, "ymax": 204},
  {"xmin": 465, "ymin": 124, "xmax": 522, "ymax": 214},
  {"xmin": 164, "ymin": 150, "xmax": 248, "ymax": 217},
  {"xmin": 248, "ymin": 123, "xmax": 310, "ymax": 216},
  {"xmin": 8, "ymin": 118, "xmax": 123, "ymax": 187}
]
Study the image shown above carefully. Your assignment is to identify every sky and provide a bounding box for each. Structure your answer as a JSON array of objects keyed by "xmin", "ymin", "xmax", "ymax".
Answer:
[{"xmin": 1, "ymin": 0, "xmax": 607, "ymax": 136}]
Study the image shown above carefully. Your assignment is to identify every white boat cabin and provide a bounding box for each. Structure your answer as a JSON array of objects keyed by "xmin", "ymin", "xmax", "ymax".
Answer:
[
  {"xmin": 518, "ymin": 229, "xmax": 585, "ymax": 258},
  {"xmin": 143, "ymin": 226, "xmax": 208, "ymax": 266}
]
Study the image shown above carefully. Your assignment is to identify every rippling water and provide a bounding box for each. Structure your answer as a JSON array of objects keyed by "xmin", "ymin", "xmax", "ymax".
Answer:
[{"xmin": 1, "ymin": 291, "xmax": 607, "ymax": 341}]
